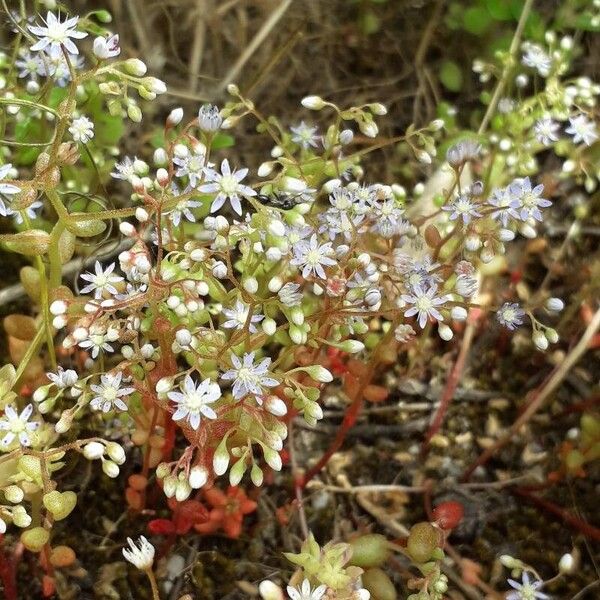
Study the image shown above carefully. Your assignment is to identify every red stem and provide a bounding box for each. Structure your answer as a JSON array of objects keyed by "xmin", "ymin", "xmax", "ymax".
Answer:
[
  {"xmin": 421, "ymin": 310, "xmax": 478, "ymax": 456},
  {"xmin": 300, "ymin": 372, "xmax": 369, "ymax": 488},
  {"xmin": 0, "ymin": 537, "xmax": 18, "ymax": 600},
  {"xmin": 511, "ymin": 487, "xmax": 600, "ymax": 541}
]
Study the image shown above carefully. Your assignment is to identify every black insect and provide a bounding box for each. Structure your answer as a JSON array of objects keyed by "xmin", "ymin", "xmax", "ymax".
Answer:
[{"xmin": 256, "ymin": 191, "xmax": 305, "ymax": 210}]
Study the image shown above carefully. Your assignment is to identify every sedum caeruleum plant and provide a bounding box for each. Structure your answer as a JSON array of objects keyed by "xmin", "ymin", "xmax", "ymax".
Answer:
[{"xmin": 0, "ymin": 0, "xmax": 598, "ymax": 598}]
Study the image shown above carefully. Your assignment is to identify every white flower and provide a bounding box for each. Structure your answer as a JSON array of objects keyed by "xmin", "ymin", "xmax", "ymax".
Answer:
[
  {"xmin": 278, "ymin": 282, "xmax": 303, "ymax": 307},
  {"xmin": 80, "ymin": 261, "xmax": 123, "ymax": 298},
  {"xmin": 496, "ymin": 302, "xmax": 525, "ymax": 330},
  {"xmin": 522, "ymin": 43, "xmax": 552, "ymax": 77},
  {"xmin": 0, "ymin": 404, "xmax": 39, "ymax": 447},
  {"xmin": 0, "ymin": 164, "xmax": 20, "ymax": 197},
  {"xmin": 168, "ymin": 196, "xmax": 201, "ymax": 226},
  {"xmin": 287, "ymin": 579, "xmax": 327, "ymax": 600},
  {"xmin": 122, "ymin": 536, "xmax": 155, "ymax": 570},
  {"xmin": 111, "ymin": 157, "xmax": 136, "ymax": 181},
  {"xmin": 221, "ymin": 352, "xmax": 278, "ymax": 401},
  {"xmin": 93, "ymin": 34, "xmax": 120, "ymax": 59},
  {"xmin": 198, "ymin": 104, "xmax": 223, "ymax": 132},
  {"xmin": 291, "ymin": 234, "xmax": 337, "ymax": 280},
  {"xmin": 442, "ymin": 195, "xmax": 482, "ymax": 224},
  {"xmin": 78, "ymin": 324, "xmax": 114, "ymax": 358},
  {"xmin": 508, "ymin": 177, "xmax": 551, "ymax": 222},
  {"xmin": 167, "ymin": 375, "xmax": 221, "ymax": 430},
  {"xmin": 565, "ymin": 114, "xmax": 598, "ymax": 146},
  {"xmin": 90, "ymin": 372, "xmax": 135, "ymax": 413},
  {"xmin": 506, "ymin": 572, "xmax": 549, "ymax": 600},
  {"xmin": 198, "ymin": 158, "xmax": 256, "ymax": 216},
  {"xmin": 173, "ymin": 148, "xmax": 207, "ymax": 188},
  {"xmin": 28, "ymin": 12, "xmax": 87, "ymax": 57},
  {"xmin": 533, "ymin": 117, "xmax": 560, "ymax": 146},
  {"xmin": 401, "ymin": 284, "xmax": 449, "ymax": 329},
  {"xmin": 290, "ymin": 121, "xmax": 320, "ymax": 149},
  {"xmin": 222, "ymin": 300, "xmax": 264, "ymax": 333},
  {"xmin": 47, "ymin": 367, "xmax": 78, "ymax": 388},
  {"xmin": 69, "ymin": 115, "xmax": 94, "ymax": 143},
  {"xmin": 488, "ymin": 187, "xmax": 521, "ymax": 226},
  {"xmin": 15, "ymin": 51, "xmax": 43, "ymax": 80}
]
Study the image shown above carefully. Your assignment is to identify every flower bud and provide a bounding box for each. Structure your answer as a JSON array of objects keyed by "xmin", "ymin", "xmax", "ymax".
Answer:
[
  {"xmin": 156, "ymin": 377, "xmax": 173, "ymax": 394},
  {"xmin": 167, "ymin": 107, "xmax": 184, "ymax": 126},
  {"xmin": 533, "ymin": 330, "xmax": 549, "ymax": 351},
  {"xmin": 213, "ymin": 438, "xmax": 230, "ymax": 475},
  {"xmin": 102, "ymin": 459, "xmax": 120, "ymax": 478},
  {"xmin": 265, "ymin": 396, "xmax": 287, "ymax": 417},
  {"xmin": 5, "ymin": 485, "xmax": 24, "ymax": 504},
  {"xmin": 438, "ymin": 323, "xmax": 454, "ymax": 341},
  {"xmin": 83, "ymin": 441, "xmax": 105, "ymax": 460},
  {"xmin": 189, "ymin": 466, "xmax": 208, "ymax": 489},
  {"xmin": 124, "ymin": 58, "xmax": 147, "ymax": 76},
  {"xmin": 175, "ymin": 329, "xmax": 192, "ymax": 347},
  {"xmin": 559, "ymin": 552, "xmax": 576, "ymax": 574},
  {"xmin": 106, "ymin": 442, "xmax": 126, "ymax": 465},
  {"xmin": 304, "ymin": 365, "xmax": 333, "ymax": 383},
  {"xmin": 451, "ymin": 306, "xmax": 468, "ymax": 321},
  {"xmin": 175, "ymin": 479, "xmax": 192, "ymax": 502},
  {"xmin": 337, "ymin": 340, "xmax": 365, "ymax": 353},
  {"xmin": 545, "ymin": 297, "xmax": 564, "ymax": 312},
  {"xmin": 301, "ymin": 95, "xmax": 325, "ymax": 110}
]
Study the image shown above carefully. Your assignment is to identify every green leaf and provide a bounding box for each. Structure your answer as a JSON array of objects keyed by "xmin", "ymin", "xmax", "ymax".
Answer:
[
  {"xmin": 439, "ymin": 60, "xmax": 463, "ymax": 92},
  {"xmin": 359, "ymin": 10, "xmax": 381, "ymax": 35},
  {"xmin": 485, "ymin": 0, "xmax": 514, "ymax": 20},
  {"xmin": 463, "ymin": 6, "xmax": 492, "ymax": 35},
  {"xmin": 211, "ymin": 133, "xmax": 235, "ymax": 150}
]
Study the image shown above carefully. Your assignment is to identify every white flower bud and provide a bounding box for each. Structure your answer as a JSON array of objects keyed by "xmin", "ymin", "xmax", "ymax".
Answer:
[
  {"xmin": 153, "ymin": 148, "xmax": 168, "ymax": 166},
  {"xmin": 213, "ymin": 442, "xmax": 230, "ymax": 476},
  {"xmin": 212, "ymin": 261, "xmax": 228, "ymax": 279},
  {"xmin": 519, "ymin": 223, "xmax": 537, "ymax": 239},
  {"xmin": 175, "ymin": 329, "xmax": 192, "ymax": 347},
  {"xmin": 50, "ymin": 300, "xmax": 67, "ymax": 315},
  {"xmin": 268, "ymin": 276, "xmax": 283, "ymax": 293},
  {"xmin": 533, "ymin": 330, "xmax": 549, "ymax": 351},
  {"xmin": 305, "ymin": 365, "xmax": 333, "ymax": 383},
  {"xmin": 262, "ymin": 318, "xmax": 277, "ymax": 336},
  {"xmin": 263, "ymin": 447, "xmax": 282, "ymax": 471},
  {"xmin": 451, "ymin": 306, "xmax": 468, "ymax": 321},
  {"xmin": 339, "ymin": 129, "xmax": 354, "ymax": 145},
  {"xmin": 189, "ymin": 466, "xmax": 208, "ymax": 489},
  {"xmin": 156, "ymin": 377, "xmax": 173, "ymax": 394},
  {"xmin": 266, "ymin": 247, "xmax": 282, "ymax": 261},
  {"xmin": 465, "ymin": 235, "xmax": 481, "ymax": 252},
  {"xmin": 545, "ymin": 297, "xmax": 564, "ymax": 312},
  {"xmin": 301, "ymin": 95, "xmax": 326, "ymax": 110},
  {"xmin": 258, "ymin": 580, "xmax": 285, "ymax": 600},
  {"xmin": 257, "ymin": 161, "xmax": 274, "ymax": 177},
  {"xmin": 499, "ymin": 228, "xmax": 515, "ymax": 242},
  {"xmin": 268, "ymin": 219, "xmax": 286, "ymax": 237},
  {"xmin": 559, "ymin": 553, "xmax": 575, "ymax": 574},
  {"xmin": 163, "ymin": 475, "xmax": 177, "ymax": 497},
  {"xmin": 265, "ymin": 396, "xmax": 287, "ymax": 417},
  {"xmin": 175, "ymin": 480, "xmax": 192, "ymax": 502},
  {"xmin": 119, "ymin": 221, "xmax": 136, "ymax": 237},
  {"xmin": 124, "ymin": 58, "xmax": 147, "ymax": 76},
  {"xmin": 53, "ymin": 315, "xmax": 67, "ymax": 329},
  {"xmin": 338, "ymin": 340, "xmax": 365, "ymax": 353},
  {"xmin": 106, "ymin": 442, "xmax": 126, "ymax": 464},
  {"xmin": 102, "ymin": 459, "xmax": 120, "ymax": 478},
  {"xmin": 243, "ymin": 277, "xmax": 259, "ymax": 294},
  {"xmin": 282, "ymin": 176, "xmax": 306, "ymax": 192},
  {"xmin": 545, "ymin": 328, "xmax": 559, "ymax": 344},
  {"xmin": 167, "ymin": 107, "xmax": 183, "ymax": 126},
  {"xmin": 135, "ymin": 207, "xmax": 149, "ymax": 222},
  {"xmin": 438, "ymin": 323, "xmax": 454, "ymax": 341},
  {"xmin": 83, "ymin": 441, "xmax": 105, "ymax": 460},
  {"xmin": 190, "ymin": 248, "xmax": 207, "ymax": 262}
]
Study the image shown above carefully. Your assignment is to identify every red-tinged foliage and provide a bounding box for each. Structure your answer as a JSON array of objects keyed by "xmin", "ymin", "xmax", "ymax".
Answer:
[
  {"xmin": 42, "ymin": 575, "xmax": 55, "ymax": 597},
  {"xmin": 432, "ymin": 501, "xmax": 464, "ymax": 530},
  {"xmin": 194, "ymin": 486, "xmax": 257, "ymax": 538},
  {"xmin": 148, "ymin": 499, "xmax": 209, "ymax": 536}
]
